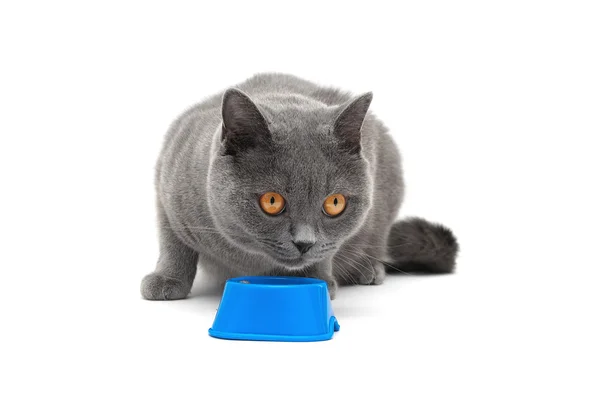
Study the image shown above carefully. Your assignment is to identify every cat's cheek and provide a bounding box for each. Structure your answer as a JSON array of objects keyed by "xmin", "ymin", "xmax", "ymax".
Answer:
[{"xmin": 323, "ymin": 199, "xmax": 366, "ymax": 225}]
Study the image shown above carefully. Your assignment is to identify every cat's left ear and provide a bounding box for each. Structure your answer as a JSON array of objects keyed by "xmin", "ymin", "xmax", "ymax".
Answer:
[{"xmin": 333, "ymin": 92, "xmax": 373, "ymax": 154}]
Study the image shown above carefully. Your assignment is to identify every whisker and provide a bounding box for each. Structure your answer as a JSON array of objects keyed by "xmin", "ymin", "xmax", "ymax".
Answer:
[
  {"xmin": 333, "ymin": 259, "xmax": 356, "ymax": 285},
  {"xmin": 338, "ymin": 248, "xmax": 371, "ymax": 269},
  {"xmin": 166, "ymin": 227, "xmax": 250, "ymax": 239},
  {"xmin": 334, "ymin": 251, "xmax": 370, "ymax": 282},
  {"xmin": 339, "ymin": 247, "xmax": 413, "ymax": 276},
  {"xmin": 341, "ymin": 241, "xmax": 416, "ymax": 250},
  {"xmin": 257, "ymin": 238, "xmax": 284, "ymax": 245}
]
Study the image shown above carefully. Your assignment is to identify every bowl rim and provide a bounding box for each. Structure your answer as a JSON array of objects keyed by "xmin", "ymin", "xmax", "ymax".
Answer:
[{"xmin": 227, "ymin": 276, "xmax": 326, "ymax": 287}]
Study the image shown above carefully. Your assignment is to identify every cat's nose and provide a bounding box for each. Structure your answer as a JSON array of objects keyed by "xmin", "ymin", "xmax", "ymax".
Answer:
[{"xmin": 293, "ymin": 240, "xmax": 314, "ymax": 254}]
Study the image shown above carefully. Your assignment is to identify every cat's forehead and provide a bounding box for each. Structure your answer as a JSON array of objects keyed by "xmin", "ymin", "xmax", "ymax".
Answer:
[
  {"xmin": 241, "ymin": 156, "xmax": 357, "ymax": 202},
  {"xmin": 240, "ymin": 137, "xmax": 360, "ymax": 196},
  {"xmin": 259, "ymin": 99, "xmax": 335, "ymax": 135}
]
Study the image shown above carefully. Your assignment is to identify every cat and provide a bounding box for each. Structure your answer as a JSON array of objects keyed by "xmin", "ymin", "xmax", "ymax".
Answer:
[{"xmin": 141, "ymin": 73, "xmax": 459, "ymax": 300}]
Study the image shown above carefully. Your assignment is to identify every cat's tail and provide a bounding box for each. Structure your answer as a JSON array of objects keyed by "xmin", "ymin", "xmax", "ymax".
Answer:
[{"xmin": 386, "ymin": 217, "xmax": 459, "ymax": 274}]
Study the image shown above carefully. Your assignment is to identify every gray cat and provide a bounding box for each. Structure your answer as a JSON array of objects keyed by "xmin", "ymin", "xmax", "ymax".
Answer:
[{"xmin": 141, "ymin": 73, "xmax": 458, "ymax": 300}]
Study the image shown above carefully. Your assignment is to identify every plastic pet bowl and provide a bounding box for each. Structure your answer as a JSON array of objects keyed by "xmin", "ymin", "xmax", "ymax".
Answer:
[{"xmin": 208, "ymin": 276, "xmax": 340, "ymax": 342}]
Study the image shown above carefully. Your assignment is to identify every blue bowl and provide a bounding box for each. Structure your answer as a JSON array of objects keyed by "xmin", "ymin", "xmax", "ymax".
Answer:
[{"xmin": 208, "ymin": 276, "xmax": 340, "ymax": 342}]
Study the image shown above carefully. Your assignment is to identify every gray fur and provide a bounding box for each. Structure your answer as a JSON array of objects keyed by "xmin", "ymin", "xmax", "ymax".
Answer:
[
  {"xmin": 386, "ymin": 217, "xmax": 459, "ymax": 274},
  {"xmin": 141, "ymin": 73, "xmax": 458, "ymax": 300}
]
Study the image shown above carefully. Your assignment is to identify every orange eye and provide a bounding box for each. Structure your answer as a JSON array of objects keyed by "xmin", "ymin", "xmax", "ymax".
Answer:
[
  {"xmin": 323, "ymin": 194, "xmax": 346, "ymax": 217},
  {"xmin": 259, "ymin": 192, "xmax": 286, "ymax": 215}
]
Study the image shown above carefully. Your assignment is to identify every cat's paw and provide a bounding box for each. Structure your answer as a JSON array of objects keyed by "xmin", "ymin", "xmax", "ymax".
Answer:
[
  {"xmin": 141, "ymin": 273, "xmax": 191, "ymax": 300},
  {"xmin": 357, "ymin": 262, "xmax": 386, "ymax": 285},
  {"xmin": 326, "ymin": 278, "xmax": 338, "ymax": 300}
]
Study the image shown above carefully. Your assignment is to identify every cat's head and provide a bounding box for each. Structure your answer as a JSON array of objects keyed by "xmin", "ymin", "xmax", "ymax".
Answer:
[{"xmin": 207, "ymin": 88, "xmax": 374, "ymax": 271}]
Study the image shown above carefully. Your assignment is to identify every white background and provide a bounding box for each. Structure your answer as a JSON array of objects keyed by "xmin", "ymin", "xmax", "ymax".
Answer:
[{"xmin": 1, "ymin": 1, "xmax": 599, "ymax": 399}]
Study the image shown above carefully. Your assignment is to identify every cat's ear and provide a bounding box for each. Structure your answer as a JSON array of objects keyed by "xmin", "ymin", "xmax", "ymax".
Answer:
[
  {"xmin": 221, "ymin": 88, "xmax": 270, "ymax": 156},
  {"xmin": 333, "ymin": 92, "xmax": 373, "ymax": 154}
]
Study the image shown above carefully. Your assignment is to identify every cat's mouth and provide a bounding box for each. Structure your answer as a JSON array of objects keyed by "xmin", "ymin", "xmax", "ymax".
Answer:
[
  {"xmin": 276, "ymin": 253, "xmax": 314, "ymax": 266},
  {"xmin": 257, "ymin": 239, "xmax": 337, "ymax": 269},
  {"xmin": 264, "ymin": 248, "xmax": 314, "ymax": 268},
  {"xmin": 271, "ymin": 254, "xmax": 318, "ymax": 270}
]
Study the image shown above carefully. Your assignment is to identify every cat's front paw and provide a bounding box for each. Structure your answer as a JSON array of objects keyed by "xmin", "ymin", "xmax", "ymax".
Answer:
[
  {"xmin": 326, "ymin": 278, "xmax": 338, "ymax": 300},
  {"xmin": 357, "ymin": 262, "xmax": 386, "ymax": 285},
  {"xmin": 141, "ymin": 273, "xmax": 191, "ymax": 300}
]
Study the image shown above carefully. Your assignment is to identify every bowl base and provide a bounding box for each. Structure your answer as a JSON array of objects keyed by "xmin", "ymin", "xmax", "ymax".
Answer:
[{"xmin": 208, "ymin": 316, "xmax": 340, "ymax": 342}]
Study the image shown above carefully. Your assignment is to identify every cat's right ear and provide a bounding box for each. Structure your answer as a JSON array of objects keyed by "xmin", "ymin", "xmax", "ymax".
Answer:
[{"xmin": 220, "ymin": 88, "xmax": 271, "ymax": 156}]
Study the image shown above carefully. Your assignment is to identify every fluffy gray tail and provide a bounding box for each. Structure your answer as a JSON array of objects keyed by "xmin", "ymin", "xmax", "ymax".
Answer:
[{"xmin": 386, "ymin": 217, "xmax": 459, "ymax": 274}]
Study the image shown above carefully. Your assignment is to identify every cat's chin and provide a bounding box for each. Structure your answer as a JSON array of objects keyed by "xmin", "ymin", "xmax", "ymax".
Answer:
[{"xmin": 271, "ymin": 255, "xmax": 319, "ymax": 271}]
